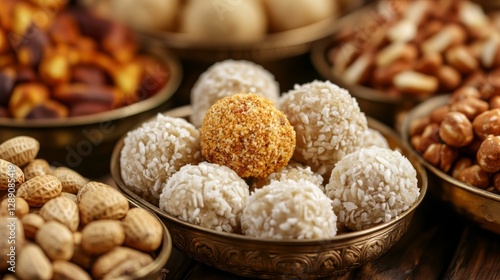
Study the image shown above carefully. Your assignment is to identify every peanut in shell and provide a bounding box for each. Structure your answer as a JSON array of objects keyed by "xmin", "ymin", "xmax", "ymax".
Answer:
[
  {"xmin": 17, "ymin": 175, "xmax": 62, "ymax": 207},
  {"xmin": 0, "ymin": 136, "xmax": 39, "ymax": 167},
  {"xmin": 0, "ymin": 159, "xmax": 24, "ymax": 190},
  {"xmin": 39, "ymin": 196, "xmax": 79, "ymax": 231},
  {"xmin": 78, "ymin": 186, "xmax": 129, "ymax": 225}
]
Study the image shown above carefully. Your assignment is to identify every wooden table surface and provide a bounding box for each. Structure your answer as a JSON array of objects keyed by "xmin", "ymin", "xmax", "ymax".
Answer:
[{"xmin": 151, "ymin": 53, "xmax": 500, "ymax": 280}]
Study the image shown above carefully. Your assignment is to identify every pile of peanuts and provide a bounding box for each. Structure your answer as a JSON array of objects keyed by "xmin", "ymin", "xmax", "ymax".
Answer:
[
  {"xmin": 0, "ymin": 0, "xmax": 169, "ymax": 119},
  {"xmin": 328, "ymin": 0, "xmax": 500, "ymax": 97},
  {"xmin": 0, "ymin": 136, "xmax": 165, "ymax": 279},
  {"xmin": 408, "ymin": 84, "xmax": 500, "ymax": 194}
]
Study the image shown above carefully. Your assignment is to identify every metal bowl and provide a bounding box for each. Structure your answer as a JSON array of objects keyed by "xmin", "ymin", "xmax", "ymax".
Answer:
[
  {"xmin": 0, "ymin": 46, "xmax": 182, "ymax": 179},
  {"xmin": 401, "ymin": 95, "xmax": 500, "ymax": 234},
  {"xmin": 310, "ymin": 5, "xmax": 430, "ymax": 128},
  {"xmin": 118, "ymin": 2, "xmax": 366, "ymax": 63},
  {"xmin": 126, "ymin": 199, "xmax": 173, "ymax": 280},
  {"xmin": 110, "ymin": 105, "xmax": 428, "ymax": 279}
]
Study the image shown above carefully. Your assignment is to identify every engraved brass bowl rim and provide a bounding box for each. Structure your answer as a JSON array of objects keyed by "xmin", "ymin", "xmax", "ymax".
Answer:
[
  {"xmin": 110, "ymin": 105, "xmax": 428, "ymax": 278},
  {"xmin": 126, "ymin": 199, "xmax": 173, "ymax": 280},
  {"xmin": 401, "ymin": 94, "xmax": 500, "ymax": 202},
  {"xmin": 0, "ymin": 46, "xmax": 182, "ymax": 128}
]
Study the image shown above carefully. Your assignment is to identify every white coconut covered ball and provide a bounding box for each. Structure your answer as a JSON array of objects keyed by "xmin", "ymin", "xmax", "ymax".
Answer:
[
  {"xmin": 325, "ymin": 147, "xmax": 420, "ymax": 231},
  {"xmin": 180, "ymin": 0, "xmax": 267, "ymax": 42},
  {"xmin": 190, "ymin": 60, "xmax": 280, "ymax": 127},
  {"xmin": 362, "ymin": 128, "xmax": 390, "ymax": 149},
  {"xmin": 279, "ymin": 80, "xmax": 368, "ymax": 176},
  {"xmin": 242, "ymin": 179, "xmax": 337, "ymax": 240},
  {"xmin": 159, "ymin": 162, "xmax": 249, "ymax": 233},
  {"xmin": 251, "ymin": 162, "xmax": 324, "ymax": 192},
  {"xmin": 120, "ymin": 114, "xmax": 201, "ymax": 203}
]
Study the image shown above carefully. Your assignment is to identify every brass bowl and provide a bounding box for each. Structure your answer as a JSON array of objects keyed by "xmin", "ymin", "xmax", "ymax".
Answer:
[
  {"xmin": 126, "ymin": 199, "xmax": 173, "ymax": 280},
  {"xmin": 131, "ymin": 2, "xmax": 366, "ymax": 63},
  {"xmin": 310, "ymin": 5, "xmax": 436, "ymax": 127},
  {"xmin": 110, "ymin": 105, "xmax": 428, "ymax": 279},
  {"xmin": 0, "ymin": 46, "xmax": 182, "ymax": 179},
  {"xmin": 401, "ymin": 95, "xmax": 500, "ymax": 234}
]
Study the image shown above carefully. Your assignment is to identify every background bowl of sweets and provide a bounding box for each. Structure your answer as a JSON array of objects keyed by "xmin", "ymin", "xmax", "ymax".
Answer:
[
  {"xmin": 0, "ymin": 0, "xmax": 182, "ymax": 178},
  {"xmin": 312, "ymin": 0, "xmax": 500, "ymax": 127},
  {"xmin": 401, "ymin": 93, "xmax": 500, "ymax": 234},
  {"xmin": 78, "ymin": 0, "xmax": 366, "ymax": 63},
  {"xmin": 110, "ymin": 105, "xmax": 428, "ymax": 279}
]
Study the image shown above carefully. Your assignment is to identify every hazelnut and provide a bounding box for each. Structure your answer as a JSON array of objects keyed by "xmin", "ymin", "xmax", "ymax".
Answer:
[
  {"xmin": 459, "ymin": 137, "xmax": 483, "ymax": 158},
  {"xmin": 413, "ymin": 123, "xmax": 441, "ymax": 153},
  {"xmin": 423, "ymin": 143, "xmax": 441, "ymax": 167},
  {"xmin": 462, "ymin": 71, "xmax": 487, "ymax": 88},
  {"xmin": 449, "ymin": 96, "xmax": 489, "ymax": 120},
  {"xmin": 430, "ymin": 105, "xmax": 450, "ymax": 124},
  {"xmin": 452, "ymin": 157, "xmax": 473, "ymax": 179},
  {"xmin": 472, "ymin": 109, "xmax": 500, "ymax": 139},
  {"xmin": 477, "ymin": 135, "xmax": 500, "ymax": 173},
  {"xmin": 450, "ymin": 86, "xmax": 481, "ymax": 103},
  {"xmin": 439, "ymin": 112, "xmax": 474, "ymax": 147},
  {"xmin": 408, "ymin": 116, "xmax": 430, "ymax": 137},
  {"xmin": 422, "ymin": 143, "xmax": 458, "ymax": 172},
  {"xmin": 457, "ymin": 164, "xmax": 490, "ymax": 189},
  {"xmin": 440, "ymin": 143, "xmax": 459, "ymax": 172},
  {"xmin": 493, "ymin": 173, "xmax": 500, "ymax": 193},
  {"xmin": 490, "ymin": 96, "xmax": 500, "ymax": 109}
]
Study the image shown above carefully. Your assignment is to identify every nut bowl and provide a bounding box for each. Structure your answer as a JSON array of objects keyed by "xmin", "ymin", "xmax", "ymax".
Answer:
[
  {"xmin": 311, "ymin": 4, "xmax": 430, "ymax": 127},
  {"xmin": 401, "ymin": 95, "xmax": 500, "ymax": 234},
  {"xmin": 0, "ymin": 45, "xmax": 182, "ymax": 179},
  {"xmin": 110, "ymin": 105, "xmax": 428, "ymax": 279},
  {"xmin": 312, "ymin": 0, "xmax": 500, "ymax": 127}
]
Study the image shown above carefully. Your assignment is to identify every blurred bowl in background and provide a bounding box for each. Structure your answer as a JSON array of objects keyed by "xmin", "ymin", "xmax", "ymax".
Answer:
[
  {"xmin": 80, "ymin": 0, "xmax": 367, "ymax": 63},
  {"xmin": 401, "ymin": 95, "xmax": 500, "ymax": 235},
  {"xmin": 0, "ymin": 46, "xmax": 182, "ymax": 179},
  {"xmin": 311, "ymin": 4, "xmax": 433, "ymax": 127},
  {"xmin": 110, "ymin": 105, "xmax": 428, "ymax": 279},
  {"xmin": 312, "ymin": 1, "xmax": 500, "ymax": 128}
]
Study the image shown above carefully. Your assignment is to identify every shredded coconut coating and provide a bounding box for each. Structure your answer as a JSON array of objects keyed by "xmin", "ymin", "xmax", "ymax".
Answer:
[
  {"xmin": 200, "ymin": 93, "xmax": 296, "ymax": 178},
  {"xmin": 120, "ymin": 114, "xmax": 201, "ymax": 203},
  {"xmin": 325, "ymin": 147, "xmax": 420, "ymax": 231},
  {"xmin": 190, "ymin": 60, "xmax": 280, "ymax": 127},
  {"xmin": 251, "ymin": 162, "xmax": 324, "ymax": 192},
  {"xmin": 279, "ymin": 80, "xmax": 368, "ymax": 176},
  {"xmin": 242, "ymin": 179, "xmax": 337, "ymax": 240},
  {"xmin": 362, "ymin": 128, "xmax": 390, "ymax": 149},
  {"xmin": 159, "ymin": 162, "xmax": 249, "ymax": 233}
]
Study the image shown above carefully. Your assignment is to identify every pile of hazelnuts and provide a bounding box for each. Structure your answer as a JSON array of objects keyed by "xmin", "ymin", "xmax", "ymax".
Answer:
[{"xmin": 408, "ymin": 80, "xmax": 500, "ymax": 194}]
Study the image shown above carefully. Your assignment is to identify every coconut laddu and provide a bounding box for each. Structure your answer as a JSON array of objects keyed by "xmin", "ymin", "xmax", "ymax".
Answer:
[{"xmin": 200, "ymin": 93, "xmax": 295, "ymax": 179}]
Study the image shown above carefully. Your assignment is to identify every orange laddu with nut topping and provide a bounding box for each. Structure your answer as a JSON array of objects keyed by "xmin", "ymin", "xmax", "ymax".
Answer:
[{"xmin": 200, "ymin": 93, "xmax": 295, "ymax": 179}]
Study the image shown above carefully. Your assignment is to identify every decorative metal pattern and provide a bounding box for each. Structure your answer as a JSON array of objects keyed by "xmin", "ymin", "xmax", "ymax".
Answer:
[{"xmin": 163, "ymin": 215, "xmax": 413, "ymax": 279}]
